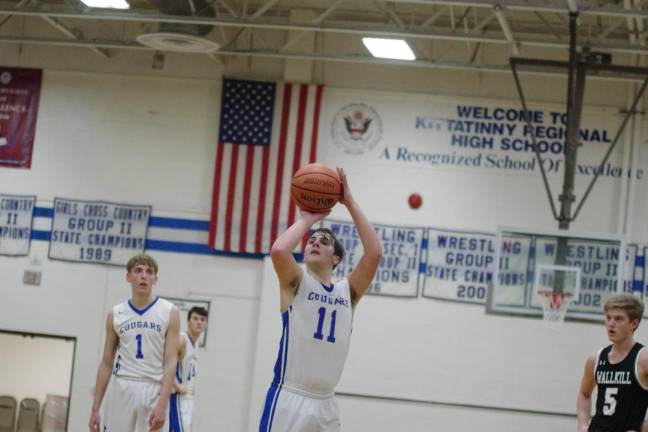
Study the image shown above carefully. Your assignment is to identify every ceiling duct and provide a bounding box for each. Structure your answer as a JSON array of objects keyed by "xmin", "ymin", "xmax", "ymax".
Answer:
[{"xmin": 136, "ymin": 0, "xmax": 220, "ymax": 52}]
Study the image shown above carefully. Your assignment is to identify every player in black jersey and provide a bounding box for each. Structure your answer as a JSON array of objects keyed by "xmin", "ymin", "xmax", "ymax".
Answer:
[{"xmin": 577, "ymin": 293, "xmax": 648, "ymax": 432}]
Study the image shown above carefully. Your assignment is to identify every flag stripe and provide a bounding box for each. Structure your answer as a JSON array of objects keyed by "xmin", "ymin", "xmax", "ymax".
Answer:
[
  {"xmin": 278, "ymin": 89, "xmax": 300, "ymax": 245},
  {"xmin": 239, "ymin": 145, "xmax": 255, "ymax": 252},
  {"xmin": 224, "ymin": 144, "xmax": 240, "ymax": 251},
  {"xmin": 246, "ymin": 147, "xmax": 263, "ymax": 253},
  {"xmin": 301, "ymin": 85, "xmax": 324, "ymax": 251},
  {"xmin": 287, "ymin": 85, "xmax": 309, "ymax": 228},
  {"xmin": 270, "ymin": 84, "xmax": 293, "ymax": 247},
  {"xmin": 208, "ymin": 141, "xmax": 225, "ymax": 248},
  {"xmin": 255, "ymin": 145, "xmax": 271, "ymax": 253},
  {"xmin": 309, "ymin": 85, "xmax": 324, "ymax": 164},
  {"xmin": 215, "ymin": 144, "xmax": 233, "ymax": 250},
  {"xmin": 230, "ymin": 146, "xmax": 247, "ymax": 252}
]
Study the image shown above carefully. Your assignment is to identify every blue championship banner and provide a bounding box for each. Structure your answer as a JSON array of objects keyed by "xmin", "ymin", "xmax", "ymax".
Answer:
[
  {"xmin": 321, "ymin": 219, "xmax": 423, "ymax": 297},
  {"xmin": 0, "ymin": 194, "xmax": 36, "ymax": 256},
  {"xmin": 49, "ymin": 198, "xmax": 151, "ymax": 266}
]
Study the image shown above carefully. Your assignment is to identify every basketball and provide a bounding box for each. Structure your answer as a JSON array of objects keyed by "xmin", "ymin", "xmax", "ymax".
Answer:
[{"xmin": 290, "ymin": 163, "xmax": 342, "ymax": 212}]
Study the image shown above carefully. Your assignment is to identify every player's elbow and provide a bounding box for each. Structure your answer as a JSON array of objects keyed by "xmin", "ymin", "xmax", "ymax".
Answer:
[
  {"xmin": 100, "ymin": 356, "xmax": 114, "ymax": 370},
  {"xmin": 270, "ymin": 243, "xmax": 291, "ymax": 260},
  {"xmin": 577, "ymin": 388, "xmax": 592, "ymax": 401},
  {"xmin": 366, "ymin": 245, "xmax": 382, "ymax": 265}
]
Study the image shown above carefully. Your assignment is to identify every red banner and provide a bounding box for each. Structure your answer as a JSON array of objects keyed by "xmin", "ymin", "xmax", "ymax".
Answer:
[{"xmin": 0, "ymin": 67, "xmax": 42, "ymax": 168}]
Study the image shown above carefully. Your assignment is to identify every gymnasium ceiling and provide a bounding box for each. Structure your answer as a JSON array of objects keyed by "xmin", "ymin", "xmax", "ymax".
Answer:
[{"xmin": 2, "ymin": 0, "xmax": 648, "ymax": 75}]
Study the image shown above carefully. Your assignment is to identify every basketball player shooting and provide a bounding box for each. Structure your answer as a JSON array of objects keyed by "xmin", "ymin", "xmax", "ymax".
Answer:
[
  {"xmin": 89, "ymin": 254, "xmax": 181, "ymax": 432},
  {"xmin": 577, "ymin": 293, "xmax": 648, "ymax": 432},
  {"xmin": 259, "ymin": 167, "xmax": 382, "ymax": 432}
]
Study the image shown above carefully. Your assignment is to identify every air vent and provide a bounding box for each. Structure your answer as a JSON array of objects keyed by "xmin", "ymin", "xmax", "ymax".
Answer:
[{"xmin": 136, "ymin": 32, "xmax": 220, "ymax": 53}]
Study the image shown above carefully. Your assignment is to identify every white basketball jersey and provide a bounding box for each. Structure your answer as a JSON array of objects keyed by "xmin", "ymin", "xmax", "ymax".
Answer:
[
  {"xmin": 273, "ymin": 271, "xmax": 353, "ymax": 397},
  {"xmin": 176, "ymin": 332, "xmax": 198, "ymax": 397},
  {"xmin": 112, "ymin": 297, "xmax": 173, "ymax": 382}
]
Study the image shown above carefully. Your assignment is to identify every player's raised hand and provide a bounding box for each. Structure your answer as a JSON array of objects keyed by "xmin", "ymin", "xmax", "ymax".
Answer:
[
  {"xmin": 336, "ymin": 167, "xmax": 354, "ymax": 207},
  {"xmin": 300, "ymin": 208, "xmax": 330, "ymax": 224},
  {"xmin": 148, "ymin": 402, "xmax": 166, "ymax": 431},
  {"xmin": 88, "ymin": 410, "xmax": 101, "ymax": 432}
]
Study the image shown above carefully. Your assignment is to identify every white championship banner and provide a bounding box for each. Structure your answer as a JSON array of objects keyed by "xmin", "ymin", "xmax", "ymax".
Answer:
[
  {"xmin": 421, "ymin": 228, "xmax": 532, "ymax": 304},
  {"xmin": 0, "ymin": 194, "xmax": 36, "ymax": 256},
  {"xmin": 49, "ymin": 198, "xmax": 151, "ymax": 266},
  {"xmin": 321, "ymin": 219, "xmax": 423, "ymax": 297},
  {"xmin": 532, "ymin": 237, "xmax": 623, "ymax": 314},
  {"xmin": 421, "ymin": 228, "xmax": 496, "ymax": 304}
]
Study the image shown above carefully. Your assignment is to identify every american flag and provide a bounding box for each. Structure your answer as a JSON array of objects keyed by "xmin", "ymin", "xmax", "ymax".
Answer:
[{"xmin": 208, "ymin": 78, "xmax": 324, "ymax": 254}]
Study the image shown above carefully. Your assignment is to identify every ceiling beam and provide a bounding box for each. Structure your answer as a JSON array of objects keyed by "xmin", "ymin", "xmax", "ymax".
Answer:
[
  {"xmin": 7, "ymin": 5, "xmax": 648, "ymax": 56},
  {"xmin": 41, "ymin": 16, "xmax": 109, "ymax": 58},
  {"xmin": 249, "ymin": 0, "xmax": 279, "ymax": 20},
  {"xmin": 494, "ymin": 5, "xmax": 518, "ymax": 55},
  {"xmin": 1, "ymin": 33, "xmax": 648, "ymax": 83}
]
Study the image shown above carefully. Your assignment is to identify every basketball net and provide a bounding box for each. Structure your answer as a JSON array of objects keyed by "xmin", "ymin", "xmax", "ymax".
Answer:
[{"xmin": 537, "ymin": 291, "xmax": 573, "ymax": 327}]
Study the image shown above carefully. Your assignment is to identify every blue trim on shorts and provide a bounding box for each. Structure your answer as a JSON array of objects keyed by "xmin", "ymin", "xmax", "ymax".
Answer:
[
  {"xmin": 169, "ymin": 393, "xmax": 183, "ymax": 432},
  {"xmin": 176, "ymin": 362, "xmax": 183, "ymax": 383},
  {"xmin": 259, "ymin": 310, "xmax": 290, "ymax": 432}
]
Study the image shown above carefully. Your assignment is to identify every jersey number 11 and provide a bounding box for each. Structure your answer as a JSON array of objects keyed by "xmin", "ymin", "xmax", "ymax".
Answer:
[{"xmin": 313, "ymin": 307, "xmax": 336, "ymax": 343}]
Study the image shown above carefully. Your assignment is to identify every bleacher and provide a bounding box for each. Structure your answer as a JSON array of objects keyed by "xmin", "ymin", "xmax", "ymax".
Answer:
[{"xmin": 0, "ymin": 396, "xmax": 68, "ymax": 432}]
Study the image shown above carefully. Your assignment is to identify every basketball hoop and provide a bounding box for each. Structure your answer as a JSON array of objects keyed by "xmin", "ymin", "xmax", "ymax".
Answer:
[{"xmin": 537, "ymin": 291, "xmax": 573, "ymax": 326}]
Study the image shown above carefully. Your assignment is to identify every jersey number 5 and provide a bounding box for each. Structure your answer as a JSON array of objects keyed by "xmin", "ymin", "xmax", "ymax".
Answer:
[
  {"xmin": 603, "ymin": 387, "xmax": 618, "ymax": 416},
  {"xmin": 313, "ymin": 307, "xmax": 337, "ymax": 343}
]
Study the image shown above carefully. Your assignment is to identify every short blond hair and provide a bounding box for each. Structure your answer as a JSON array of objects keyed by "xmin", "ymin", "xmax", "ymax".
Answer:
[
  {"xmin": 126, "ymin": 254, "xmax": 158, "ymax": 274},
  {"xmin": 604, "ymin": 293, "xmax": 644, "ymax": 321}
]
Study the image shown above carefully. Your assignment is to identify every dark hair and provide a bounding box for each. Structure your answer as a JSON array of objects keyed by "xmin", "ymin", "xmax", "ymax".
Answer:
[
  {"xmin": 311, "ymin": 228, "xmax": 345, "ymax": 269},
  {"xmin": 188, "ymin": 306, "xmax": 209, "ymax": 320}
]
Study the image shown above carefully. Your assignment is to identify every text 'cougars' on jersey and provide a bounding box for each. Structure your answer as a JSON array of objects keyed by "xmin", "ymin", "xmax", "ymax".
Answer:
[{"xmin": 118, "ymin": 320, "xmax": 163, "ymax": 334}]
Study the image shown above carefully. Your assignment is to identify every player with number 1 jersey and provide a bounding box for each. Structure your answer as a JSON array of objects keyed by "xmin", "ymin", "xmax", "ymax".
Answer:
[
  {"xmin": 89, "ymin": 254, "xmax": 181, "ymax": 432},
  {"xmin": 112, "ymin": 297, "xmax": 174, "ymax": 382}
]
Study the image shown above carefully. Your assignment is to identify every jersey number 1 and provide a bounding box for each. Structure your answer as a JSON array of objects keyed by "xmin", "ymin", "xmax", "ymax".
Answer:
[
  {"xmin": 135, "ymin": 334, "xmax": 144, "ymax": 359},
  {"xmin": 313, "ymin": 307, "xmax": 337, "ymax": 343}
]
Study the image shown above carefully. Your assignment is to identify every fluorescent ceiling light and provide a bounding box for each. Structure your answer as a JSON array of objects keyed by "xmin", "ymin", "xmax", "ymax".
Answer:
[
  {"xmin": 80, "ymin": 0, "xmax": 129, "ymax": 9},
  {"xmin": 362, "ymin": 37, "xmax": 415, "ymax": 61}
]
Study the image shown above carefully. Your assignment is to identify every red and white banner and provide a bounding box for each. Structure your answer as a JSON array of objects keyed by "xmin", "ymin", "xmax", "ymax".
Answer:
[{"xmin": 0, "ymin": 67, "xmax": 42, "ymax": 169}]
